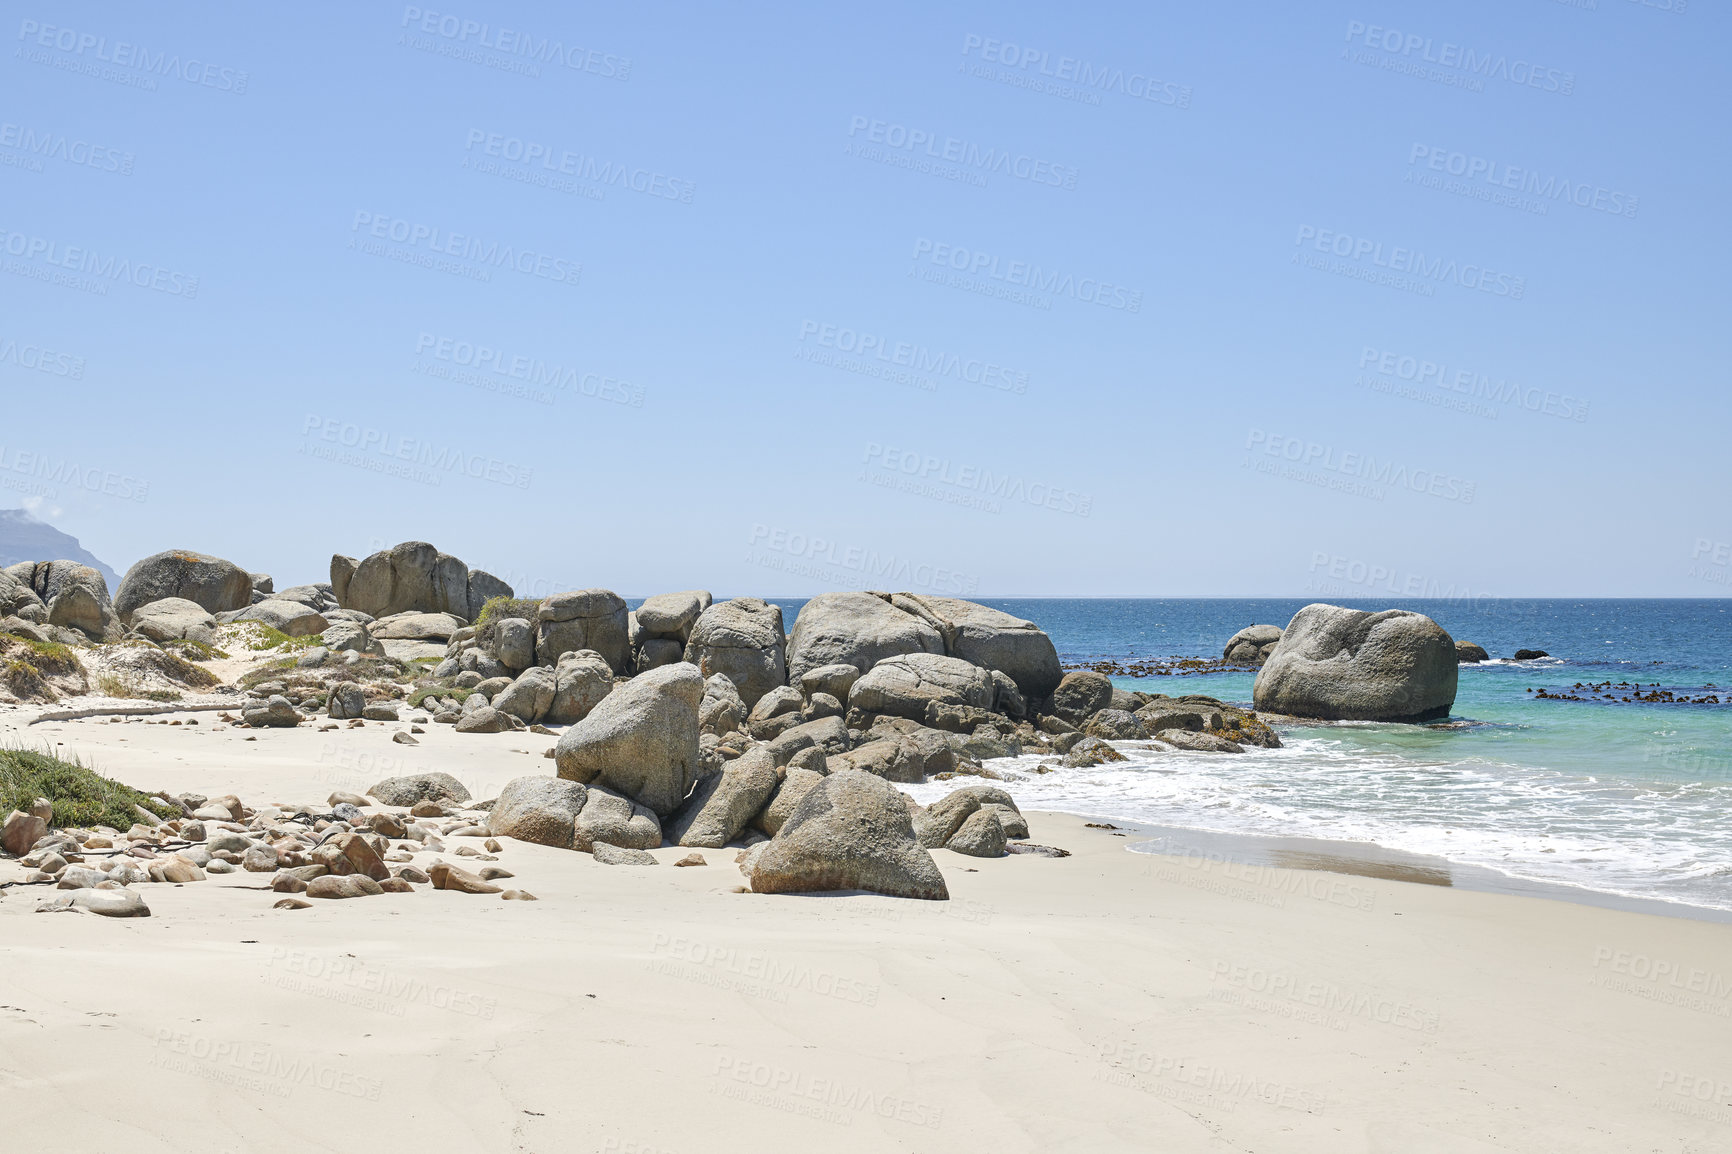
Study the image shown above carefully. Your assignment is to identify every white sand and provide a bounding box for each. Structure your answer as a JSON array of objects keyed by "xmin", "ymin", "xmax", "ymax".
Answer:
[{"xmin": 3, "ymin": 705, "xmax": 1730, "ymax": 1152}]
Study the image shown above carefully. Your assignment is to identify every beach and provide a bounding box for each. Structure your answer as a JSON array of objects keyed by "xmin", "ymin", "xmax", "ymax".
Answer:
[{"xmin": 4, "ymin": 706, "xmax": 1729, "ymax": 1153}]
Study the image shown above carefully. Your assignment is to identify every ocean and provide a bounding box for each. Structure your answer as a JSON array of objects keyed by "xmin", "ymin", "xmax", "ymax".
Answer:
[{"xmin": 770, "ymin": 597, "xmax": 1732, "ymax": 916}]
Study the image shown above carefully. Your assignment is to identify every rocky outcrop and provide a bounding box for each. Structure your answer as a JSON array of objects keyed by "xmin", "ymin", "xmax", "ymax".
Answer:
[
  {"xmin": 683, "ymin": 598, "xmax": 786, "ymax": 710},
  {"xmin": 785, "ymin": 592, "xmax": 943, "ymax": 685},
  {"xmin": 892, "ymin": 595, "xmax": 1063, "ymax": 701},
  {"xmin": 554, "ymin": 661, "xmax": 703, "ymax": 816},
  {"xmin": 11, "ymin": 561, "xmax": 120, "ymax": 640},
  {"xmin": 747, "ymin": 770, "xmax": 948, "ymax": 900},
  {"xmin": 537, "ymin": 590, "xmax": 630, "ymax": 673},
  {"xmin": 115, "ymin": 550, "xmax": 252, "ymax": 623},
  {"xmin": 847, "ymin": 653, "xmax": 994, "ymax": 722},
  {"xmin": 338, "ymin": 541, "xmax": 509, "ymax": 623},
  {"xmin": 1224, "ymin": 624, "xmax": 1283, "ymax": 665},
  {"xmin": 1253, "ymin": 604, "xmax": 1458, "ymax": 722},
  {"xmin": 488, "ymin": 776, "xmax": 588, "ymax": 848}
]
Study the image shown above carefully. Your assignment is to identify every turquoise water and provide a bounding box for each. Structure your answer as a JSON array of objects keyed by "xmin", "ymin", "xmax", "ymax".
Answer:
[{"xmin": 881, "ymin": 598, "xmax": 1732, "ymax": 913}]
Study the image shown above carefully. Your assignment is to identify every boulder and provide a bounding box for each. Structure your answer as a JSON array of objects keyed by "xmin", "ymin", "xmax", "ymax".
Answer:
[
  {"xmin": 892, "ymin": 594, "xmax": 1063, "ymax": 701},
  {"xmin": 488, "ymin": 776, "xmax": 588, "ymax": 848},
  {"xmin": 0, "ymin": 569, "xmax": 44, "ymax": 620},
  {"xmin": 747, "ymin": 770, "xmax": 948, "ymax": 900},
  {"xmin": 368, "ymin": 772, "xmax": 471, "ymax": 807},
  {"xmin": 327, "ymin": 682, "xmax": 365, "ymax": 719},
  {"xmin": 1513, "ymin": 649, "xmax": 1549, "ymax": 661},
  {"xmin": 592, "ymin": 843, "xmax": 658, "ymax": 866},
  {"xmin": 698, "ymin": 672, "xmax": 747, "ymax": 737},
  {"xmin": 634, "ymin": 590, "xmax": 712, "ymax": 642},
  {"xmin": 1253, "ymin": 604, "xmax": 1457, "ymax": 722},
  {"xmin": 771, "ymin": 715, "xmax": 850, "ymax": 758},
  {"xmin": 554, "ymin": 661, "xmax": 703, "ymax": 817},
  {"xmin": 493, "ymin": 666, "xmax": 557, "ymax": 723},
  {"xmin": 1084, "ymin": 709, "xmax": 1146, "ymax": 740},
  {"xmin": 572, "ymin": 785, "xmax": 663, "ymax": 851},
  {"xmin": 243, "ymin": 696, "xmax": 300, "ymax": 727},
  {"xmin": 848, "ymin": 652, "xmax": 993, "ymax": 722},
  {"xmin": 455, "ymin": 705, "xmax": 514, "ymax": 733},
  {"xmin": 753, "ymin": 767, "xmax": 826, "ymax": 837},
  {"xmin": 428, "ymin": 862, "xmax": 501, "ymax": 894},
  {"xmin": 236, "ymin": 599, "xmax": 329, "ymax": 637},
  {"xmin": 946, "ymin": 807, "xmax": 1007, "ymax": 857},
  {"xmin": 38, "ymin": 888, "xmax": 151, "ymax": 917},
  {"xmin": 1061, "ymin": 736, "xmax": 1126, "ymax": 767},
  {"xmin": 16, "ymin": 561, "xmax": 118, "ymax": 638},
  {"xmin": 372, "ymin": 611, "xmax": 466, "ymax": 640},
  {"xmin": 1456, "ymin": 641, "xmax": 1490, "ymax": 663},
  {"xmin": 115, "ymin": 550, "xmax": 253, "ymax": 622},
  {"xmin": 1224, "ymin": 624, "xmax": 1284, "ymax": 665},
  {"xmin": 307, "ymin": 875, "xmax": 384, "ymax": 899},
  {"xmin": 128, "ymin": 596, "xmax": 218, "ymax": 644},
  {"xmin": 341, "ymin": 542, "xmax": 472, "ymax": 619},
  {"xmin": 798, "ymin": 662, "xmax": 862, "ymax": 704},
  {"xmin": 3, "ymin": 809, "xmax": 47, "ymax": 855},
  {"xmin": 545, "ymin": 649, "xmax": 614, "ymax": 725},
  {"xmin": 329, "ymin": 555, "xmax": 357, "ymax": 606},
  {"xmin": 785, "ymin": 592, "xmax": 943, "ymax": 686},
  {"xmin": 828, "ymin": 737, "xmax": 926, "ymax": 783},
  {"xmin": 990, "ymin": 670, "xmax": 1027, "ymax": 719},
  {"xmin": 1157, "ymin": 730, "xmax": 1245, "ymax": 753},
  {"xmin": 535, "ymin": 589, "xmax": 630, "ymax": 673},
  {"xmin": 320, "ymin": 621, "xmax": 380, "ymax": 655},
  {"xmin": 465, "ymin": 569, "xmax": 513, "ymax": 623},
  {"xmin": 667, "ymin": 746, "xmax": 780, "ymax": 848},
  {"xmin": 682, "ymin": 598, "xmax": 786, "ymax": 710},
  {"xmin": 494, "ymin": 617, "xmax": 535, "ymax": 671},
  {"xmin": 1049, "ymin": 671, "xmax": 1113, "ymax": 725},
  {"xmin": 636, "ymin": 638, "xmax": 684, "ymax": 673}
]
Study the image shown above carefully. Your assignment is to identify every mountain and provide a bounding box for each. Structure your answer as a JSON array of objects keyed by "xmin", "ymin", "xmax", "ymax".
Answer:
[{"xmin": 0, "ymin": 509, "xmax": 122, "ymax": 591}]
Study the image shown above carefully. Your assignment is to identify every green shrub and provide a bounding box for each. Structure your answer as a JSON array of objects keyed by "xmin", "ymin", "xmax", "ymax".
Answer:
[
  {"xmin": 474, "ymin": 595, "xmax": 540, "ymax": 632},
  {"xmin": 0, "ymin": 745, "xmax": 178, "ymax": 830}
]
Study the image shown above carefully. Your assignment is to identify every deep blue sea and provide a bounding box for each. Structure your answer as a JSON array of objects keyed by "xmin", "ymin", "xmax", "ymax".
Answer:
[{"xmin": 767, "ymin": 597, "xmax": 1732, "ymax": 914}]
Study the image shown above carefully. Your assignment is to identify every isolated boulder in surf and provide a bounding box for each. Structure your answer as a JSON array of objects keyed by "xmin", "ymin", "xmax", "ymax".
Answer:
[{"xmin": 1253, "ymin": 604, "xmax": 1457, "ymax": 722}]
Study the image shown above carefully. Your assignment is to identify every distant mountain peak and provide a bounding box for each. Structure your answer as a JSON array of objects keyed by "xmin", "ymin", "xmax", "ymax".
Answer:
[{"xmin": 0, "ymin": 508, "xmax": 122, "ymax": 591}]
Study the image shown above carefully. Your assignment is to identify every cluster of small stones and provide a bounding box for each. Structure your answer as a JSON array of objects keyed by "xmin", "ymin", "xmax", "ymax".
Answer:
[{"xmin": 3, "ymin": 788, "xmax": 538, "ymax": 918}]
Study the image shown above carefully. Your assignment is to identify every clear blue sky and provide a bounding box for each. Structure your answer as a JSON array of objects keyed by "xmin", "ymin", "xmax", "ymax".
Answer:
[{"xmin": 3, "ymin": 0, "xmax": 1725, "ymax": 598}]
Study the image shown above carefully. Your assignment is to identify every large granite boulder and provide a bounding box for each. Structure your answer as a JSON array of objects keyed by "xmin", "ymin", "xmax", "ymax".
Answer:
[
  {"xmin": 466, "ymin": 569, "xmax": 513, "ymax": 623},
  {"xmin": 341, "ymin": 542, "xmax": 473, "ymax": 620},
  {"xmin": 494, "ymin": 617, "xmax": 536, "ymax": 671},
  {"xmin": 1048, "ymin": 670, "xmax": 1113, "ymax": 724},
  {"xmin": 554, "ymin": 661, "xmax": 703, "ymax": 816},
  {"xmin": 488, "ymin": 776, "xmax": 588, "ymax": 848},
  {"xmin": 667, "ymin": 746, "xmax": 779, "ymax": 848},
  {"xmin": 0, "ymin": 569, "xmax": 44, "ymax": 621},
  {"xmin": 1253, "ymin": 604, "xmax": 1458, "ymax": 722},
  {"xmin": 634, "ymin": 590, "xmax": 712, "ymax": 643},
  {"xmin": 747, "ymin": 770, "xmax": 948, "ymax": 900},
  {"xmin": 847, "ymin": 652, "xmax": 993, "ymax": 722},
  {"xmin": 682, "ymin": 598, "xmax": 786, "ymax": 710},
  {"xmin": 785, "ymin": 592, "xmax": 943, "ymax": 686},
  {"xmin": 493, "ymin": 666, "xmax": 557, "ymax": 723},
  {"xmin": 371, "ymin": 611, "xmax": 466, "ymax": 640},
  {"xmin": 1224, "ymin": 624, "xmax": 1284, "ymax": 665},
  {"xmin": 115, "ymin": 550, "xmax": 252, "ymax": 623},
  {"xmin": 235, "ymin": 599, "xmax": 328, "ymax": 637},
  {"xmin": 572, "ymin": 785, "xmax": 663, "ymax": 851},
  {"xmin": 127, "ymin": 597, "xmax": 216, "ymax": 644},
  {"xmin": 892, "ymin": 595, "xmax": 1063, "ymax": 701},
  {"xmin": 698, "ymin": 672, "xmax": 747, "ymax": 736},
  {"xmin": 537, "ymin": 589, "xmax": 630, "ymax": 673},
  {"xmin": 545, "ymin": 649, "xmax": 614, "ymax": 725},
  {"xmin": 753, "ymin": 767, "xmax": 827, "ymax": 837},
  {"xmin": 17, "ymin": 561, "xmax": 118, "ymax": 639}
]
